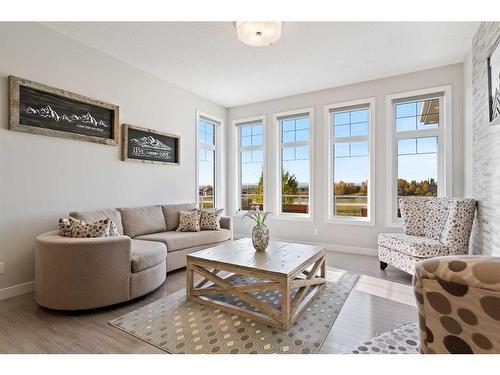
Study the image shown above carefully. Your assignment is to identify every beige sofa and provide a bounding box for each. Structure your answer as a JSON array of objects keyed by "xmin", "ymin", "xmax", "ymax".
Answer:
[{"xmin": 35, "ymin": 203, "xmax": 232, "ymax": 310}]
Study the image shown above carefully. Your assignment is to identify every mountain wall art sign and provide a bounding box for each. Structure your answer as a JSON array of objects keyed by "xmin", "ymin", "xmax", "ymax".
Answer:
[
  {"xmin": 122, "ymin": 124, "xmax": 180, "ymax": 165},
  {"xmin": 9, "ymin": 76, "xmax": 119, "ymax": 145}
]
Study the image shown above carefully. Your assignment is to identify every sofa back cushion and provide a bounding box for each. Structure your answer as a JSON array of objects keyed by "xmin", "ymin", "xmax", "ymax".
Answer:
[
  {"xmin": 69, "ymin": 208, "xmax": 124, "ymax": 235},
  {"xmin": 162, "ymin": 203, "xmax": 197, "ymax": 231},
  {"xmin": 118, "ymin": 205, "xmax": 167, "ymax": 238}
]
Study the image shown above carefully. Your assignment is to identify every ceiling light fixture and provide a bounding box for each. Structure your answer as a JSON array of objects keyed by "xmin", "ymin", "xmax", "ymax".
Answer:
[{"xmin": 235, "ymin": 21, "xmax": 282, "ymax": 47}]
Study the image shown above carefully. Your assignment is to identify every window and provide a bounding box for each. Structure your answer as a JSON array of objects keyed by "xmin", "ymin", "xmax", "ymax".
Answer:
[
  {"xmin": 276, "ymin": 109, "xmax": 313, "ymax": 217},
  {"xmin": 236, "ymin": 117, "xmax": 265, "ymax": 211},
  {"xmin": 327, "ymin": 99, "xmax": 374, "ymax": 223},
  {"xmin": 197, "ymin": 114, "xmax": 219, "ymax": 209},
  {"xmin": 387, "ymin": 87, "xmax": 452, "ymax": 225}
]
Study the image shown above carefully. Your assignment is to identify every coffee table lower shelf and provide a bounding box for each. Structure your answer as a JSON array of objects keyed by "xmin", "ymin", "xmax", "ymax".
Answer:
[{"xmin": 186, "ymin": 252, "xmax": 326, "ymax": 330}]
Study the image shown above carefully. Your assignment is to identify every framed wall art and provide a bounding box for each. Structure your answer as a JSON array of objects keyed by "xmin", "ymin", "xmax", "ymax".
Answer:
[
  {"xmin": 488, "ymin": 35, "xmax": 500, "ymax": 126},
  {"xmin": 122, "ymin": 124, "xmax": 180, "ymax": 165},
  {"xmin": 9, "ymin": 75, "xmax": 119, "ymax": 145}
]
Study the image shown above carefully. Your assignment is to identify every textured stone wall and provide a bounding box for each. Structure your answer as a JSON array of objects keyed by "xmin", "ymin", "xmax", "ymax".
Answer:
[{"xmin": 472, "ymin": 22, "xmax": 500, "ymax": 255}]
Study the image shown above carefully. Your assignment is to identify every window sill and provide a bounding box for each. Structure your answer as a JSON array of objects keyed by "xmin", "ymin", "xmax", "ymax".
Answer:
[
  {"xmin": 273, "ymin": 213, "xmax": 313, "ymax": 222},
  {"xmin": 325, "ymin": 217, "xmax": 374, "ymax": 226}
]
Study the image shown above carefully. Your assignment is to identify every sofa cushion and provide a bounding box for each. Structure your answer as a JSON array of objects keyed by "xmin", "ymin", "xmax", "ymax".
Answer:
[
  {"xmin": 378, "ymin": 233, "xmax": 449, "ymax": 258},
  {"xmin": 118, "ymin": 205, "xmax": 167, "ymax": 238},
  {"xmin": 162, "ymin": 203, "xmax": 197, "ymax": 231},
  {"xmin": 131, "ymin": 239, "xmax": 167, "ymax": 273},
  {"xmin": 136, "ymin": 229, "xmax": 231, "ymax": 252},
  {"xmin": 69, "ymin": 208, "xmax": 124, "ymax": 235}
]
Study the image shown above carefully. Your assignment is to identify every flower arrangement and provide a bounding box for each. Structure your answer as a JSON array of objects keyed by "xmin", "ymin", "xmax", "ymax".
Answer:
[{"xmin": 243, "ymin": 206, "xmax": 271, "ymax": 226}]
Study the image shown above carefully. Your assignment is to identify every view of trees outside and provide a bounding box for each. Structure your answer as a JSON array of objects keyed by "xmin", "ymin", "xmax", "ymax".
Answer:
[
  {"xmin": 332, "ymin": 107, "xmax": 370, "ymax": 218},
  {"xmin": 395, "ymin": 97, "xmax": 440, "ymax": 216},
  {"xmin": 240, "ymin": 170, "xmax": 309, "ymax": 213},
  {"xmin": 333, "ymin": 180, "xmax": 368, "ymax": 217},
  {"xmin": 279, "ymin": 116, "xmax": 310, "ymax": 214},
  {"xmin": 241, "ymin": 173, "xmax": 263, "ymax": 210},
  {"xmin": 239, "ymin": 122, "xmax": 264, "ymax": 210},
  {"xmin": 198, "ymin": 119, "xmax": 216, "ymax": 209}
]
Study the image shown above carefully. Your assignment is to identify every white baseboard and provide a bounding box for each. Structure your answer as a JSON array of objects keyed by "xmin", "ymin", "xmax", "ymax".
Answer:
[
  {"xmin": 0, "ymin": 281, "xmax": 35, "ymax": 301},
  {"xmin": 233, "ymin": 233, "xmax": 377, "ymax": 256}
]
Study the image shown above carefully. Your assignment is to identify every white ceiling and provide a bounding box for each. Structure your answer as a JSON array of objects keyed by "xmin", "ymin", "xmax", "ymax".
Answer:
[{"xmin": 44, "ymin": 22, "xmax": 478, "ymax": 108}]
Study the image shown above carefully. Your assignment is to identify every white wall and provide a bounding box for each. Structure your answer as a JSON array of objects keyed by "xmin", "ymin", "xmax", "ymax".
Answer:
[
  {"xmin": 462, "ymin": 50, "xmax": 474, "ymax": 197},
  {"xmin": 0, "ymin": 23, "xmax": 226, "ymax": 292},
  {"xmin": 470, "ymin": 22, "xmax": 500, "ymax": 256},
  {"xmin": 227, "ymin": 64, "xmax": 464, "ymax": 254}
]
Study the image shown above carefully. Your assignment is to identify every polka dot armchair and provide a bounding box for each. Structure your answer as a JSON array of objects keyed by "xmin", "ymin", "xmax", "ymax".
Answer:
[
  {"xmin": 414, "ymin": 256, "xmax": 500, "ymax": 354},
  {"xmin": 378, "ymin": 197, "xmax": 477, "ymax": 275}
]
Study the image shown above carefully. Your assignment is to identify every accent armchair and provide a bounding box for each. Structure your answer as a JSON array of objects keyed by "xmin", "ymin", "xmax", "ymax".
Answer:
[
  {"xmin": 414, "ymin": 256, "xmax": 500, "ymax": 354},
  {"xmin": 378, "ymin": 197, "xmax": 476, "ymax": 275}
]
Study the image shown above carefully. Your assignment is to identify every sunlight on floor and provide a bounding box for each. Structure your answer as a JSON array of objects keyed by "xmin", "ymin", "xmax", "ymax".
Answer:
[{"xmin": 354, "ymin": 274, "xmax": 416, "ymax": 307}]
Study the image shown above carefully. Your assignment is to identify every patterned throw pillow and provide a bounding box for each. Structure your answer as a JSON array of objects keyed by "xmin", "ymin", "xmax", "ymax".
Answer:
[
  {"xmin": 177, "ymin": 210, "xmax": 201, "ymax": 232},
  {"xmin": 58, "ymin": 217, "xmax": 84, "ymax": 237},
  {"xmin": 58, "ymin": 218, "xmax": 73, "ymax": 237},
  {"xmin": 200, "ymin": 208, "xmax": 223, "ymax": 231},
  {"xmin": 71, "ymin": 218, "xmax": 112, "ymax": 238},
  {"xmin": 109, "ymin": 220, "xmax": 119, "ymax": 237},
  {"xmin": 59, "ymin": 217, "xmax": 119, "ymax": 238}
]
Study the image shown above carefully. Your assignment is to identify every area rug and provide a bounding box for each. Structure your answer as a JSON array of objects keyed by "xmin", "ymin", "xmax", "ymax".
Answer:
[
  {"xmin": 351, "ymin": 322, "xmax": 420, "ymax": 354},
  {"xmin": 109, "ymin": 271, "xmax": 358, "ymax": 354}
]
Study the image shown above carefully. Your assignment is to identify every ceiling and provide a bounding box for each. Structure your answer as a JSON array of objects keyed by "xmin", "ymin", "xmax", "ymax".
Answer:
[{"xmin": 45, "ymin": 22, "xmax": 479, "ymax": 108}]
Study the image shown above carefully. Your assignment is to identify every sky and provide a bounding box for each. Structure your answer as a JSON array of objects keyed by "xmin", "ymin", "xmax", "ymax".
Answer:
[{"xmin": 200, "ymin": 104, "xmax": 439, "ymax": 188}]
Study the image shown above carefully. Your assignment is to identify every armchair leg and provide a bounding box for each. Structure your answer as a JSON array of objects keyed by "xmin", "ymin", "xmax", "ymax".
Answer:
[{"xmin": 379, "ymin": 261, "xmax": 388, "ymax": 270}]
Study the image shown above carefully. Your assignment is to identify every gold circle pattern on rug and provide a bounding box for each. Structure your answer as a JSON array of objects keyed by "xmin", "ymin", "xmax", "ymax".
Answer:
[{"xmin": 110, "ymin": 274, "xmax": 358, "ymax": 354}]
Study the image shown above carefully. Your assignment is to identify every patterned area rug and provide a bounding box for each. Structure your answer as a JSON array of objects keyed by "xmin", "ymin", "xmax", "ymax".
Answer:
[
  {"xmin": 109, "ymin": 271, "xmax": 358, "ymax": 354},
  {"xmin": 351, "ymin": 322, "xmax": 420, "ymax": 354}
]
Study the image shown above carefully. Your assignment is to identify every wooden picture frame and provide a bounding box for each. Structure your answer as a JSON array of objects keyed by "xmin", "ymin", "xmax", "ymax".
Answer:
[
  {"xmin": 9, "ymin": 75, "xmax": 119, "ymax": 145},
  {"xmin": 122, "ymin": 124, "xmax": 180, "ymax": 165},
  {"xmin": 488, "ymin": 34, "xmax": 500, "ymax": 126}
]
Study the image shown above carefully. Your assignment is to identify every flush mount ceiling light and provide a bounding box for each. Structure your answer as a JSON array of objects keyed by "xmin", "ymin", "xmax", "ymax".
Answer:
[{"xmin": 235, "ymin": 21, "xmax": 282, "ymax": 47}]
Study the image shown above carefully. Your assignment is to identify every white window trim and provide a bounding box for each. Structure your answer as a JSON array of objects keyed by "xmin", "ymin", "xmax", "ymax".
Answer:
[
  {"xmin": 385, "ymin": 85, "xmax": 453, "ymax": 228},
  {"xmin": 232, "ymin": 115, "xmax": 267, "ymax": 215},
  {"xmin": 324, "ymin": 98, "xmax": 376, "ymax": 226},
  {"xmin": 195, "ymin": 110, "xmax": 224, "ymax": 210},
  {"xmin": 273, "ymin": 107, "xmax": 314, "ymax": 222}
]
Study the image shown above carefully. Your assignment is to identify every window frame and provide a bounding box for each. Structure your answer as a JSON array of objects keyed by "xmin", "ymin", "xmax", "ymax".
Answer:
[
  {"xmin": 385, "ymin": 86, "xmax": 453, "ymax": 227},
  {"xmin": 324, "ymin": 98, "xmax": 376, "ymax": 226},
  {"xmin": 233, "ymin": 115, "xmax": 267, "ymax": 213},
  {"xmin": 274, "ymin": 107, "xmax": 314, "ymax": 222},
  {"xmin": 195, "ymin": 110, "xmax": 223, "ymax": 210}
]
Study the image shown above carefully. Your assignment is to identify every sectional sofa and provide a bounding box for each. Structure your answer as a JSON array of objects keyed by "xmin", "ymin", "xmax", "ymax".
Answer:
[{"xmin": 35, "ymin": 203, "xmax": 232, "ymax": 310}]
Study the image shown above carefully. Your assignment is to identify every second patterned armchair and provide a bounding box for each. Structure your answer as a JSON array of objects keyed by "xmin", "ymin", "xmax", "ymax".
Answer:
[{"xmin": 378, "ymin": 197, "xmax": 476, "ymax": 275}]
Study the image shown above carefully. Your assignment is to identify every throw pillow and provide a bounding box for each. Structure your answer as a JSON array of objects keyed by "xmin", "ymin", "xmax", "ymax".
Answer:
[
  {"xmin": 71, "ymin": 218, "xmax": 112, "ymax": 238},
  {"xmin": 177, "ymin": 210, "xmax": 201, "ymax": 232},
  {"xmin": 200, "ymin": 208, "xmax": 223, "ymax": 231},
  {"xmin": 58, "ymin": 218, "xmax": 73, "ymax": 237},
  {"xmin": 109, "ymin": 220, "xmax": 119, "ymax": 237}
]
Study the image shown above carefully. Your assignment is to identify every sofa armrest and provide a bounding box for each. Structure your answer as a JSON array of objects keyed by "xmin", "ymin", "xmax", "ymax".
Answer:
[
  {"xmin": 220, "ymin": 216, "xmax": 232, "ymax": 231},
  {"xmin": 35, "ymin": 230, "xmax": 132, "ymax": 310},
  {"xmin": 414, "ymin": 256, "xmax": 500, "ymax": 353},
  {"xmin": 414, "ymin": 255, "xmax": 500, "ymax": 293}
]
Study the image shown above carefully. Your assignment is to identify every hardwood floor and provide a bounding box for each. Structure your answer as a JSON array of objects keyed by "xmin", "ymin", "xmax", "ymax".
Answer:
[{"xmin": 0, "ymin": 251, "xmax": 417, "ymax": 354}]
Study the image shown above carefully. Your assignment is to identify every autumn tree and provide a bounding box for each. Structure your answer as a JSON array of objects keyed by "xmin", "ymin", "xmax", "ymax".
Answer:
[{"xmin": 282, "ymin": 171, "xmax": 299, "ymax": 204}]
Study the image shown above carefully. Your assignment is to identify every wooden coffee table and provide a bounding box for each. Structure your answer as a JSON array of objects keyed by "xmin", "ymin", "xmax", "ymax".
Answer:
[{"xmin": 186, "ymin": 238, "xmax": 326, "ymax": 330}]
